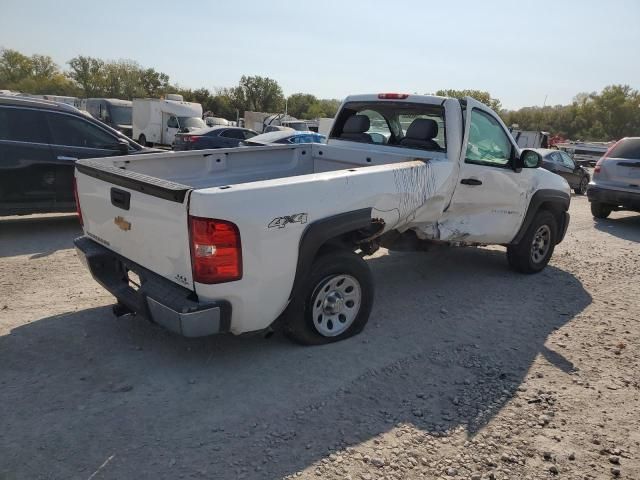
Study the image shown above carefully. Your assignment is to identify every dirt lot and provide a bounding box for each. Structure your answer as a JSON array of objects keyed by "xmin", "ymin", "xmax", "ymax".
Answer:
[{"xmin": 1, "ymin": 195, "xmax": 639, "ymax": 480}]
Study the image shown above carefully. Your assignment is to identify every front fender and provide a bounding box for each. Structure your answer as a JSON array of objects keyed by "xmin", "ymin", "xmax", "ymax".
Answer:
[{"xmin": 510, "ymin": 189, "xmax": 571, "ymax": 245}]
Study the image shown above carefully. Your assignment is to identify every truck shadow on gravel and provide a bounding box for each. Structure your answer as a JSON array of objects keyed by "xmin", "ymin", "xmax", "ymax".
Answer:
[
  {"xmin": 0, "ymin": 214, "xmax": 81, "ymax": 258},
  {"xmin": 0, "ymin": 247, "xmax": 591, "ymax": 479}
]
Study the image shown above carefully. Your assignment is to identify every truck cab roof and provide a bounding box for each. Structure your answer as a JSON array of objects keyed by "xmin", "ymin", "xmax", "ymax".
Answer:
[{"xmin": 342, "ymin": 93, "xmax": 448, "ymax": 105}]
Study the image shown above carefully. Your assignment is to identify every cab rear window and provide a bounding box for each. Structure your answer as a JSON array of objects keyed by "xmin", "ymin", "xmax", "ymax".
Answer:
[{"xmin": 330, "ymin": 101, "xmax": 446, "ymax": 152}]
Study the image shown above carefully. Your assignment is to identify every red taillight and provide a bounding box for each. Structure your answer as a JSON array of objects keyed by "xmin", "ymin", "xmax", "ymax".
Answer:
[
  {"xmin": 595, "ymin": 139, "xmax": 621, "ymax": 174},
  {"xmin": 594, "ymin": 159, "xmax": 602, "ymax": 174},
  {"xmin": 188, "ymin": 216, "xmax": 242, "ymax": 284},
  {"xmin": 184, "ymin": 135, "xmax": 200, "ymax": 143},
  {"xmin": 378, "ymin": 93, "xmax": 409, "ymax": 99},
  {"xmin": 73, "ymin": 177, "xmax": 83, "ymax": 226}
]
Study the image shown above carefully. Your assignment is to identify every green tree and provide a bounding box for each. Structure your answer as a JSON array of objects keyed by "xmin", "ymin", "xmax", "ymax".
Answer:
[
  {"xmin": 0, "ymin": 48, "xmax": 33, "ymax": 84},
  {"xmin": 1, "ymin": 49, "xmax": 78, "ymax": 95},
  {"xmin": 502, "ymin": 85, "xmax": 640, "ymax": 141},
  {"xmin": 67, "ymin": 55, "xmax": 105, "ymax": 97},
  {"xmin": 30, "ymin": 54, "xmax": 57, "ymax": 79},
  {"xmin": 140, "ymin": 68, "xmax": 169, "ymax": 97},
  {"xmin": 435, "ymin": 88, "xmax": 502, "ymax": 111},
  {"xmin": 286, "ymin": 93, "xmax": 317, "ymax": 118},
  {"xmin": 313, "ymin": 99, "xmax": 341, "ymax": 118},
  {"xmin": 231, "ymin": 75, "xmax": 284, "ymax": 112},
  {"xmin": 209, "ymin": 88, "xmax": 237, "ymax": 120}
]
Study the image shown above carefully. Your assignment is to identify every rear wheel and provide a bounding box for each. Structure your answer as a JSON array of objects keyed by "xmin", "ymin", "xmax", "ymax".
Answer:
[
  {"xmin": 138, "ymin": 134, "xmax": 147, "ymax": 147},
  {"xmin": 507, "ymin": 210, "xmax": 557, "ymax": 273},
  {"xmin": 574, "ymin": 176, "xmax": 588, "ymax": 195},
  {"xmin": 283, "ymin": 250, "xmax": 374, "ymax": 345},
  {"xmin": 591, "ymin": 202, "xmax": 612, "ymax": 219}
]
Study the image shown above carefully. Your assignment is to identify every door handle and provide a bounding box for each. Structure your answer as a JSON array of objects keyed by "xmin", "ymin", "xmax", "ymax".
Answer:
[
  {"xmin": 460, "ymin": 178, "xmax": 482, "ymax": 186},
  {"xmin": 57, "ymin": 156, "xmax": 78, "ymax": 161}
]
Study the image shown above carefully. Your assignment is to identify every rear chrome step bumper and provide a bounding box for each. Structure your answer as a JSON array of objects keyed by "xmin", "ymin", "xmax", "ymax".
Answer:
[{"xmin": 74, "ymin": 236, "xmax": 231, "ymax": 337}]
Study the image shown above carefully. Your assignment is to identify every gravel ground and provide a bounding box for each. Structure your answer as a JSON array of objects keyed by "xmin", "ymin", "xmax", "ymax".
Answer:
[{"xmin": 0, "ymin": 195, "xmax": 638, "ymax": 480}]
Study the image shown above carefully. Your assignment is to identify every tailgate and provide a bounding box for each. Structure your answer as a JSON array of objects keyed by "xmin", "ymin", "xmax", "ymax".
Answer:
[
  {"xmin": 613, "ymin": 159, "xmax": 640, "ymax": 183},
  {"xmin": 75, "ymin": 159, "xmax": 194, "ymax": 289}
]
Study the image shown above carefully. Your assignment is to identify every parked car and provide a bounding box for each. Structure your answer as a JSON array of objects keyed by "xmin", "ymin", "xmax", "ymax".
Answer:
[
  {"xmin": 82, "ymin": 98, "xmax": 133, "ymax": 138},
  {"xmin": 173, "ymin": 127, "xmax": 258, "ymax": 151},
  {"xmin": 0, "ymin": 96, "xmax": 149, "ymax": 216},
  {"xmin": 534, "ymin": 148, "xmax": 590, "ymax": 194},
  {"xmin": 588, "ymin": 137, "xmax": 640, "ymax": 218},
  {"xmin": 243, "ymin": 130, "xmax": 326, "ymax": 146},
  {"xmin": 204, "ymin": 116, "xmax": 229, "ymax": 127},
  {"xmin": 74, "ymin": 93, "xmax": 570, "ymax": 345}
]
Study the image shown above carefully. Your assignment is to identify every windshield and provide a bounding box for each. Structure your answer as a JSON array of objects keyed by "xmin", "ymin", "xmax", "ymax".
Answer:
[
  {"xmin": 178, "ymin": 117, "xmax": 206, "ymax": 129},
  {"xmin": 109, "ymin": 105, "xmax": 132, "ymax": 125}
]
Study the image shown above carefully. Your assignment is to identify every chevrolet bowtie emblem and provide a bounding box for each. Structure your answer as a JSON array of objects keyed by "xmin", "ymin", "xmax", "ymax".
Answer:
[{"xmin": 114, "ymin": 216, "xmax": 132, "ymax": 231}]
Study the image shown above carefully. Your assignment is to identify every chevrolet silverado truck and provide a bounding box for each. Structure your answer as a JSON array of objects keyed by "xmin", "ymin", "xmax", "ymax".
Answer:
[{"xmin": 73, "ymin": 94, "xmax": 571, "ymax": 345}]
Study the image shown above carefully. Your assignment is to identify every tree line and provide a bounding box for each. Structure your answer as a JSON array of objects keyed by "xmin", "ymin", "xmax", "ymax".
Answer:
[
  {"xmin": 0, "ymin": 48, "xmax": 341, "ymax": 120},
  {"xmin": 435, "ymin": 87, "xmax": 640, "ymax": 141},
  {"xmin": 2, "ymin": 48, "xmax": 638, "ymax": 140}
]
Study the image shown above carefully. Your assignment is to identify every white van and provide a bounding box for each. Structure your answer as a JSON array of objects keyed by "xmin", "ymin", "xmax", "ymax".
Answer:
[{"xmin": 132, "ymin": 94, "xmax": 204, "ymax": 147}]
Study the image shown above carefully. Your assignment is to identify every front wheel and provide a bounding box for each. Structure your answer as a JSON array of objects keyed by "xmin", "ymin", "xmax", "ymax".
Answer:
[
  {"xmin": 574, "ymin": 176, "xmax": 588, "ymax": 195},
  {"xmin": 507, "ymin": 210, "xmax": 557, "ymax": 274},
  {"xmin": 283, "ymin": 250, "xmax": 374, "ymax": 345},
  {"xmin": 591, "ymin": 202, "xmax": 612, "ymax": 219}
]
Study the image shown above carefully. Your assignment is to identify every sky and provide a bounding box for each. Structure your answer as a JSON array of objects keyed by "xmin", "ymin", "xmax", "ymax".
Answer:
[{"xmin": 1, "ymin": 0, "xmax": 638, "ymax": 109}]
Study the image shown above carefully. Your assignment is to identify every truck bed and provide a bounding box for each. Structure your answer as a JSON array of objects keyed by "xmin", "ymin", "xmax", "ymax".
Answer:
[{"xmin": 92, "ymin": 143, "xmax": 445, "ymax": 190}]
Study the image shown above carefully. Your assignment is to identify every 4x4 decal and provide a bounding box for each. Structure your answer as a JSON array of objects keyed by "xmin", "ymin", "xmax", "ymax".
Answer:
[{"xmin": 268, "ymin": 213, "xmax": 308, "ymax": 229}]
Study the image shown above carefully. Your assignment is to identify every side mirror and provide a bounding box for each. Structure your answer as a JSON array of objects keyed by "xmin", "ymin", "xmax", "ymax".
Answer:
[
  {"xmin": 522, "ymin": 149, "xmax": 543, "ymax": 168},
  {"xmin": 513, "ymin": 149, "xmax": 542, "ymax": 171},
  {"xmin": 117, "ymin": 139, "xmax": 130, "ymax": 155}
]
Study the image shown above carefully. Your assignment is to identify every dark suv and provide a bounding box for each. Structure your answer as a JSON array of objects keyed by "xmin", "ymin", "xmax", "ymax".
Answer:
[{"xmin": 0, "ymin": 96, "xmax": 146, "ymax": 216}]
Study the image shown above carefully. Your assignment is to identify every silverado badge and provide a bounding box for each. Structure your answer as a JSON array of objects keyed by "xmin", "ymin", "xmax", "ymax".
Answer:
[{"xmin": 114, "ymin": 216, "xmax": 132, "ymax": 231}]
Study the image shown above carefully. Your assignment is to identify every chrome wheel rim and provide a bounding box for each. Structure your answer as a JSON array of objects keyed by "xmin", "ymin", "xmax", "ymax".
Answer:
[
  {"xmin": 311, "ymin": 274, "xmax": 361, "ymax": 337},
  {"xmin": 531, "ymin": 225, "xmax": 551, "ymax": 264}
]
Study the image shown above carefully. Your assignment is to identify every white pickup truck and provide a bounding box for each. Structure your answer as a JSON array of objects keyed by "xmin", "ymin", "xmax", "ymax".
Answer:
[{"xmin": 74, "ymin": 94, "xmax": 571, "ymax": 345}]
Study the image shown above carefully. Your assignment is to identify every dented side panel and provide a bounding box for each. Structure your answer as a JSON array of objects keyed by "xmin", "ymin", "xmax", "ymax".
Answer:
[{"xmin": 188, "ymin": 159, "xmax": 453, "ymax": 334}]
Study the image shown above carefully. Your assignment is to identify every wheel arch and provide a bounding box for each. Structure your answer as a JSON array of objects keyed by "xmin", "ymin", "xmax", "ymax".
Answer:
[
  {"xmin": 511, "ymin": 189, "xmax": 570, "ymax": 245},
  {"xmin": 289, "ymin": 208, "xmax": 373, "ymax": 301}
]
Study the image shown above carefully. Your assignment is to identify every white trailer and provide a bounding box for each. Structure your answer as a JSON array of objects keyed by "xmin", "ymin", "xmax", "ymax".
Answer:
[
  {"xmin": 510, "ymin": 128, "xmax": 550, "ymax": 149},
  {"xmin": 132, "ymin": 94, "xmax": 204, "ymax": 147}
]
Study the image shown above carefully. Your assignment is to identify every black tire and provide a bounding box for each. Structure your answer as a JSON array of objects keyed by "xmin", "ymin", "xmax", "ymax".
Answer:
[
  {"xmin": 574, "ymin": 175, "xmax": 588, "ymax": 195},
  {"xmin": 283, "ymin": 250, "xmax": 374, "ymax": 345},
  {"xmin": 138, "ymin": 134, "xmax": 147, "ymax": 147},
  {"xmin": 591, "ymin": 202, "xmax": 612, "ymax": 219},
  {"xmin": 112, "ymin": 302, "xmax": 133, "ymax": 317},
  {"xmin": 507, "ymin": 210, "xmax": 557, "ymax": 274}
]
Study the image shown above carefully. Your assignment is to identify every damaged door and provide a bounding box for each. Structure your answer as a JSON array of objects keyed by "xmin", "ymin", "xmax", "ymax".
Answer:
[{"xmin": 440, "ymin": 98, "xmax": 529, "ymax": 244}]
